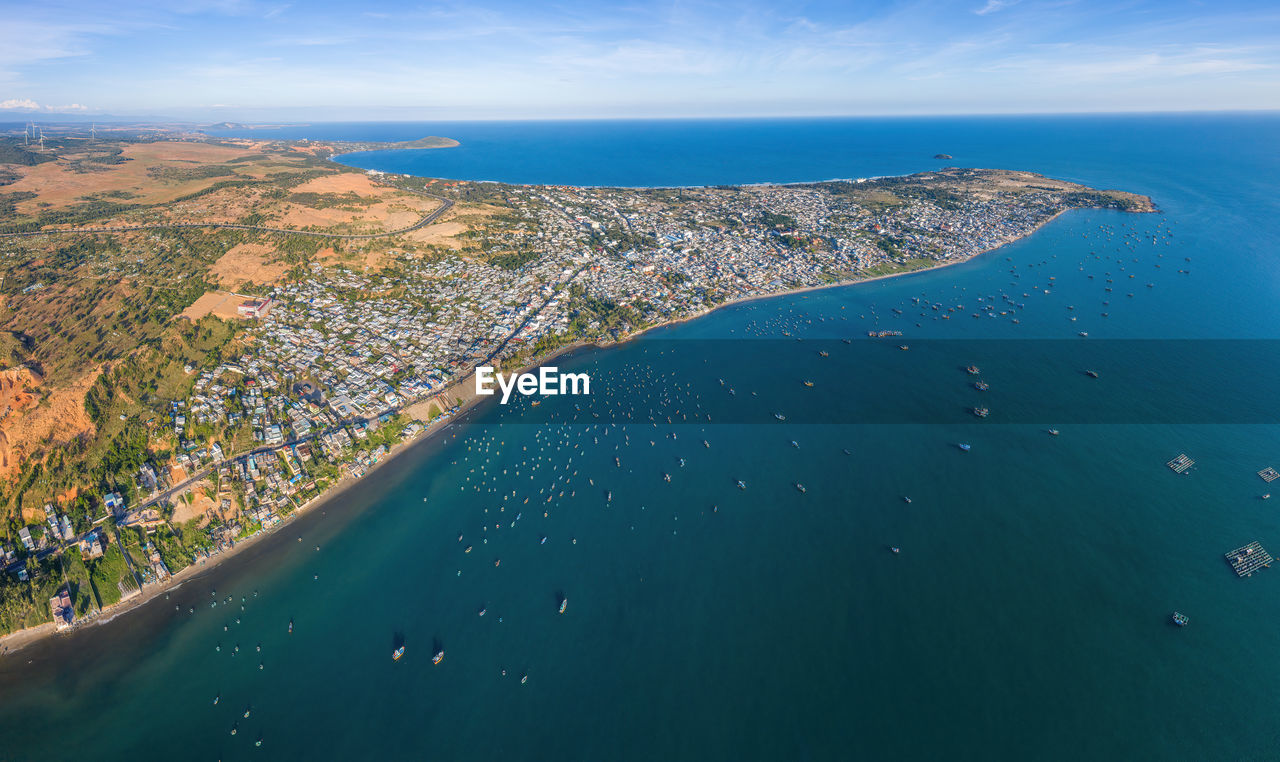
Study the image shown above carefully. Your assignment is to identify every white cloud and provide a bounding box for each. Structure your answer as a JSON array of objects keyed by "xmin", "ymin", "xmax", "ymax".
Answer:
[
  {"xmin": 0, "ymin": 98, "xmax": 91, "ymax": 112},
  {"xmin": 975, "ymin": 0, "xmax": 1018, "ymax": 16}
]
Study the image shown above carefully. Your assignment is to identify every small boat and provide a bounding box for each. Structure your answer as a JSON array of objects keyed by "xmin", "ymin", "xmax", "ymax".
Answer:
[
  {"xmin": 973, "ymin": 381, "xmax": 989, "ymax": 391},
  {"xmin": 818, "ymin": 351, "xmax": 829, "ymax": 357},
  {"xmin": 213, "ymin": 695, "xmax": 220, "ymax": 705},
  {"xmin": 1048, "ymin": 429, "xmax": 1060, "ymax": 436},
  {"xmin": 663, "ymin": 473, "xmax": 671, "ymax": 482},
  {"xmin": 774, "ymin": 413, "xmax": 786, "ymax": 421},
  {"xmin": 790, "ymin": 441, "xmax": 799, "ymax": 448},
  {"xmin": 902, "ymin": 496, "xmax": 912, "ymax": 504},
  {"xmin": 1263, "ymin": 494, "xmax": 1272, "ymax": 500},
  {"xmin": 958, "ymin": 443, "xmax": 971, "ymax": 451},
  {"xmin": 1078, "ymin": 331, "xmax": 1089, "ymax": 337},
  {"xmin": 559, "ymin": 598, "xmax": 568, "ymax": 614},
  {"xmin": 243, "ymin": 708, "xmax": 252, "ymax": 718},
  {"xmin": 803, "ymin": 381, "xmax": 814, "ymax": 387},
  {"xmin": 966, "ymin": 365, "xmax": 980, "ymax": 375},
  {"xmin": 972, "ymin": 407, "xmax": 990, "ymax": 418},
  {"xmin": 737, "ymin": 480, "xmax": 747, "ymax": 490},
  {"xmin": 521, "ymin": 674, "xmax": 528, "ymax": 684},
  {"xmin": 1172, "ymin": 612, "xmax": 1189, "ymax": 627},
  {"xmin": 679, "ymin": 458, "xmax": 686, "ymax": 467},
  {"xmin": 703, "ymin": 440, "xmax": 710, "ymax": 448},
  {"xmin": 890, "ymin": 547, "xmax": 901, "ymax": 554},
  {"xmin": 464, "ymin": 545, "xmax": 473, "ymax": 553},
  {"xmin": 287, "ymin": 619, "xmax": 293, "ymax": 634},
  {"xmin": 898, "ymin": 345, "xmax": 909, "ymax": 351},
  {"xmin": 795, "ymin": 483, "xmax": 806, "ymax": 493},
  {"xmin": 432, "ymin": 650, "xmax": 444, "ymax": 665}
]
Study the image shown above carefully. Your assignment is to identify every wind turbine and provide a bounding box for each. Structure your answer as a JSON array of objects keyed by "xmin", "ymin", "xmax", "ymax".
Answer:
[{"xmin": 91, "ymin": 123, "xmax": 97, "ymax": 140}]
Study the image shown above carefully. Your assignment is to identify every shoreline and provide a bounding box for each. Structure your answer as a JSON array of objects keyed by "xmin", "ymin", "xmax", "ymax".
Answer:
[{"xmin": 0, "ymin": 202, "xmax": 1139, "ymax": 658}]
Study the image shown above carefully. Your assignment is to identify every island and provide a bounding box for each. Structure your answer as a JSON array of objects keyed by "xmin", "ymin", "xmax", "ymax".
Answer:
[
  {"xmin": 933, "ymin": 153, "xmax": 953, "ymax": 160},
  {"xmin": 0, "ymin": 127, "xmax": 1154, "ymax": 649}
]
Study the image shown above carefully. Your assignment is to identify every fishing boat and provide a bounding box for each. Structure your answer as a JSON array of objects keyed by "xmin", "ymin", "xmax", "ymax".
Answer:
[
  {"xmin": 803, "ymin": 381, "xmax": 814, "ymax": 387},
  {"xmin": 795, "ymin": 483, "xmax": 806, "ymax": 493},
  {"xmin": 663, "ymin": 473, "xmax": 671, "ymax": 482},
  {"xmin": 287, "ymin": 619, "xmax": 293, "ymax": 634},
  {"xmin": 903, "ymin": 496, "xmax": 912, "ymax": 504},
  {"xmin": 818, "ymin": 351, "xmax": 829, "ymax": 357},
  {"xmin": 899, "ymin": 345, "xmax": 909, "ymax": 351},
  {"xmin": 1048, "ymin": 429, "xmax": 1060, "ymax": 436},
  {"xmin": 1085, "ymin": 370, "xmax": 1099, "ymax": 378},
  {"xmin": 559, "ymin": 598, "xmax": 568, "ymax": 615},
  {"xmin": 737, "ymin": 480, "xmax": 747, "ymax": 490},
  {"xmin": 703, "ymin": 440, "xmax": 710, "ymax": 448},
  {"xmin": 433, "ymin": 650, "xmax": 445, "ymax": 665},
  {"xmin": 774, "ymin": 413, "xmax": 786, "ymax": 421},
  {"xmin": 966, "ymin": 365, "xmax": 980, "ymax": 375},
  {"xmin": 213, "ymin": 695, "xmax": 220, "ymax": 705},
  {"xmin": 972, "ymin": 407, "xmax": 990, "ymax": 418},
  {"xmin": 890, "ymin": 547, "xmax": 901, "ymax": 554},
  {"xmin": 958, "ymin": 443, "xmax": 971, "ymax": 451},
  {"xmin": 244, "ymin": 709, "xmax": 252, "ymax": 718},
  {"xmin": 1172, "ymin": 612, "xmax": 1189, "ymax": 627},
  {"xmin": 973, "ymin": 381, "xmax": 989, "ymax": 391}
]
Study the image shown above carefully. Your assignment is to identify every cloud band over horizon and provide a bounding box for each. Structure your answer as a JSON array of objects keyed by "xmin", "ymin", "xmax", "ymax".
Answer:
[{"xmin": 2, "ymin": 0, "xmax": 1277, "ymax": 120}]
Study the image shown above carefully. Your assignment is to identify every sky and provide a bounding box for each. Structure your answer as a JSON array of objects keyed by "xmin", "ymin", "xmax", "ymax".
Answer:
[{"xmin": 0, "ymin": 0, "xmax": 1278, "ymax": 120}]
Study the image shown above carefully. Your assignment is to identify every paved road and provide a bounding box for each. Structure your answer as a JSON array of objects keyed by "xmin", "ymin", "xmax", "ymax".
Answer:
[{"xmin": 0, "ymin": 190, "xmax": 454, "ymax": 240}]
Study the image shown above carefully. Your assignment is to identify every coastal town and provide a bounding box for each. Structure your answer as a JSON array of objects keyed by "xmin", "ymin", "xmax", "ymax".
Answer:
[{"xmin": 0, "ymin": 137, "xmax": 1152, "ymax": 647}]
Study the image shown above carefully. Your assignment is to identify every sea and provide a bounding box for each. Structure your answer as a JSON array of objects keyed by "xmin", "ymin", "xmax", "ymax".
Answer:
[{"xmin": 2, "ymin": 115, "xmax": 1280, "ymax": 760}]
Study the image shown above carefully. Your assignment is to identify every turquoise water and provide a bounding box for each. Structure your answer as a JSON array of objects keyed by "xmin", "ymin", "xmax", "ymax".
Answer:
[{"xmin": 3, "ymin": 116, "xmax": 1280, "ymax": 759}]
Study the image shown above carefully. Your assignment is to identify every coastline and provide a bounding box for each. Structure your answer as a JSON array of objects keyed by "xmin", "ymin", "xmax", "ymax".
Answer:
[{"xmin": 0, "ymin": 201, "xmax": 1142, "ymax": 658}]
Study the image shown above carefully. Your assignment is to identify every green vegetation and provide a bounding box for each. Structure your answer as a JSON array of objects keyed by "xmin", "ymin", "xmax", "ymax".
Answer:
[
  {"xmin": 0, "ymin": 556, "xmax": 66, "ymax": 635},
  {"xmin": 287, "ymin": 191, "xmax": 375, "ymax": 210},
  {"xmin": 88, "ymin": 541, "xmax": 132, "ymax": 608},
  {"xmin": 146, "ymin": 164, "xmax": 238, "ymax": 182},
  {"xmin": 0, "ymin": 139, "xmax": 57, "ymax": 167},
  {"xmin": 759, "ymin": 211, "xmax": 797, "ymax": 230},
  {"xmin": 489, "ymin": 250, "xmax": 540, "ymax": 270}
]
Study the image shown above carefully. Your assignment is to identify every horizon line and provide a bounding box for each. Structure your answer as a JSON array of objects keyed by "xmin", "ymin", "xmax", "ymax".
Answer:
[{"xmin": 2, "ymin": 107, "xmax": 1280, "ymax": 126}]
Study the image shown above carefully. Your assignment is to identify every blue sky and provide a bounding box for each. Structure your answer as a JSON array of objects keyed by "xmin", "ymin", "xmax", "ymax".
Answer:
[{"xmin": 1, "ymin": 0, "xmax": 1277, "ymax": 120}]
